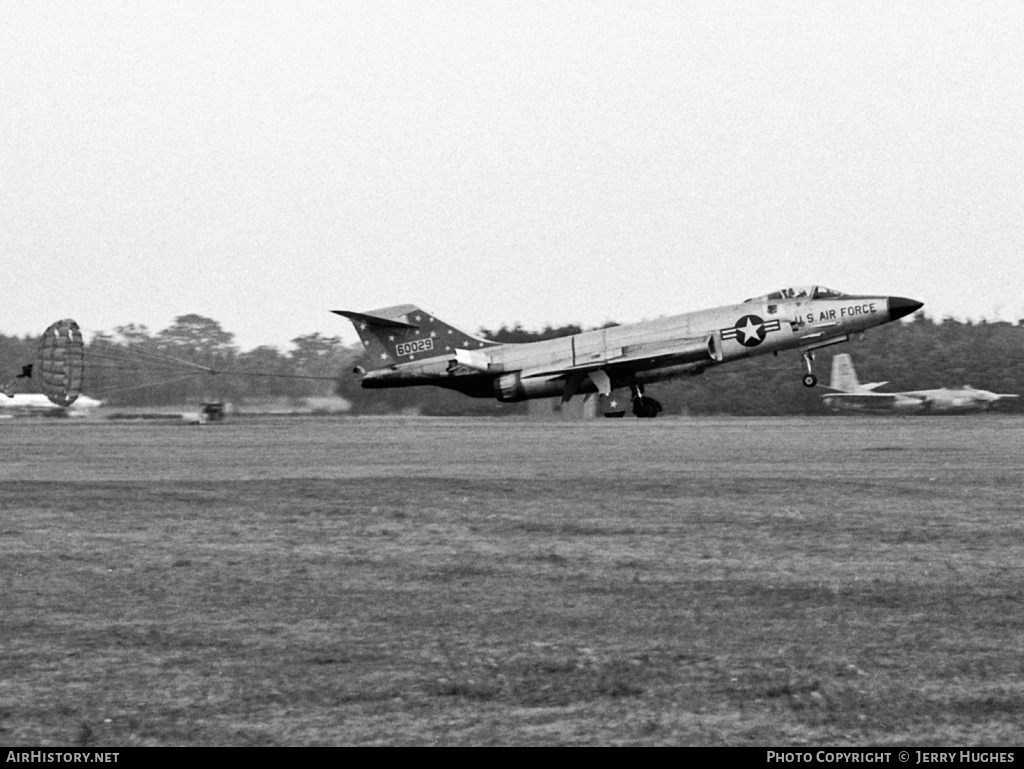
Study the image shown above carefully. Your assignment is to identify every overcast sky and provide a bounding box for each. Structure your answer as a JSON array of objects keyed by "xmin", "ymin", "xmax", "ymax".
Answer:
[{"xmin": 3, "ymin": 1, "xmax": 1022, "ymax": 351}]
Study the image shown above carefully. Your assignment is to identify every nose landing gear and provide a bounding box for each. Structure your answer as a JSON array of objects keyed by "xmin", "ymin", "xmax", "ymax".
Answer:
[{"xmin": 801, "ymin": 351, "xmax": 818, "ymax": 388}]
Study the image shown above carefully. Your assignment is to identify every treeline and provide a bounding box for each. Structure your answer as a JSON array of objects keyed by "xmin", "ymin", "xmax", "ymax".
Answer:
[{"xmin": 2, "ymin": 313, "xmax": 1023, "ymax": 414}]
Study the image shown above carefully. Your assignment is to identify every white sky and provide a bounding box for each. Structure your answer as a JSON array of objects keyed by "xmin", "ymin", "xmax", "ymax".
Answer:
[{"xmin": 2, "ymin": 1, "xmax": 1022, "ymax": 351}]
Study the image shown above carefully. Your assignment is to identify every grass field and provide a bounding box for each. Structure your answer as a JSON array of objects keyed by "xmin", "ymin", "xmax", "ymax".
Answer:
[{"xmin": 2, "ymin": 414, "xmax": 1024, "ymax": 746}]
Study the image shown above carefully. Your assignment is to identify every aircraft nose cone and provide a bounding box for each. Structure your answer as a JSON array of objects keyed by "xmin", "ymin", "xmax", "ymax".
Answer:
[{"xmin": 888, "ymin": 296, "xmax": 924, "ymax": 321}]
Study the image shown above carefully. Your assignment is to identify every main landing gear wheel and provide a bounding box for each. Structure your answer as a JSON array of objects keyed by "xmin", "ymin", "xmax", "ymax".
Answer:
[
  {"xmin": 632, "ymin": 398, "xmax": 663, "ymax": 418},
  {"xmin": 629, "ymin": 384, "xmax": 663, "ymax": 418},
  {"xmin": 802, "ymin": 373, "xmax": 818, "ymax": 388}
]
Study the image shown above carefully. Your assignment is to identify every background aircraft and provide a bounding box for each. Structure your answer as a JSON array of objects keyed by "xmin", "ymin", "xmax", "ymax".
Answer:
[
  {"xmin": 337, "ymin": 286, "xmax": 922, "ymax": 418},
  {"xmin": 822, "ymin": 353, "xmax": 1019, "ymax": 413},
  {"xmin": 0, "ymin": 393, "xmax": 103, "ymax": 418}
]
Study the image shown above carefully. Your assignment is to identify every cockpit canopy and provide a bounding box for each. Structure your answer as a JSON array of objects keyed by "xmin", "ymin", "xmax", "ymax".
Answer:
[{"xmin": 744, "ymin": 285, "xmax": 846, "ymax": 303}]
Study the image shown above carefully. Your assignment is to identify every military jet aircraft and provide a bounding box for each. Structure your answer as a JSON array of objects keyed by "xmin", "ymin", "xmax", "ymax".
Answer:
[
  {"xmin": 335, "ymin": 286, "xmax": 922, "ymax": 418},
  {"xmin": 822, "ymin": 353, "xmax": 1018, "ymax": 414}
]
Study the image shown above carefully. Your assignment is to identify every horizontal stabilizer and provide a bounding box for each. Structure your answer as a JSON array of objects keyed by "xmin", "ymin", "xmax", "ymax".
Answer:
[{"xmin": 331, "ymin": 309, "xmax": 418, "ymax": 330}]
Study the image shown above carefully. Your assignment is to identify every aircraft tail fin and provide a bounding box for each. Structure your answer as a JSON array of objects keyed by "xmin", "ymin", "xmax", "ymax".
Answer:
[
  {"xmin": 333, "ymin": 305, "xmax": 499, "ymax": 370},
  {"xmin": 829, "ymin": 353, "xmax": 860, "ymax": 392}
]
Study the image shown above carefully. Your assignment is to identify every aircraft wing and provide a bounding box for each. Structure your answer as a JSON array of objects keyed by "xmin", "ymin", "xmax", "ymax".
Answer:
[
  {"xmin": 519, "ymin": 336, "xmax": 713, "ymax": 379},
  {"xmin": 451, "ymin": 336, "xmax": 714, "ymax": 379}
]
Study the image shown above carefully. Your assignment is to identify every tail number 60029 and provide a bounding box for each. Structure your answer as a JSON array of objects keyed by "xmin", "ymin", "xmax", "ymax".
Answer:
[{"xmin": 396, "ymin": 339, "xmax": 434, "ymax": 356}]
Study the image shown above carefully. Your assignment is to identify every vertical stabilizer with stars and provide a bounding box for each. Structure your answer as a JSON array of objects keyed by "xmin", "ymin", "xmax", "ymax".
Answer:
[{"xmin": 332, "ymin": 305, "xmax": 500, "ymax": 370}]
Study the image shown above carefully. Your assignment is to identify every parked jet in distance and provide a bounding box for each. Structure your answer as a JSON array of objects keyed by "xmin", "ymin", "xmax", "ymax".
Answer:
[
  {"xmin": 336, "ymin": 286, "xmax": 923, "ymax": 418},
  {"xmin": 0, "ymin": 393, "xmax": 103, "ymax": 418},
  {"xmin": 822, "ymin": 354, "xmax": 1018, "ymax": 414}
]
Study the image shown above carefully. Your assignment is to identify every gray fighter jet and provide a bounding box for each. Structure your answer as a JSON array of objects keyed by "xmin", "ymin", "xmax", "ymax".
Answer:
[{"xmin": 336, "ymin": 286, "xmax": 922, "ymax": 418}]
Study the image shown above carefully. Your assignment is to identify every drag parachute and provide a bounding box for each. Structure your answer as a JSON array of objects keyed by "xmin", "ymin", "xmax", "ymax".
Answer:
[
  {"xmin": 36, "ymin": 319, "xmax": 85, "ymax": 407},
  {"xmin": 5, "ymin": 315, "xmax": 346, "ymax": 408}
]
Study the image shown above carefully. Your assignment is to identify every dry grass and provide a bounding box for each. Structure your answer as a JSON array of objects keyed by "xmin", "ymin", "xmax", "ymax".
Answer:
[{"xmin": 2, "ymin": 415, "xmax": 1024, "ymax": 745}]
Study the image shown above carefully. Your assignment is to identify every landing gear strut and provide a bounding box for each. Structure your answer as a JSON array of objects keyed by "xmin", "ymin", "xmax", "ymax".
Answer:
[
  {"xmin": 801, "ymin": 351, "xmax": 817, "ymax": 388},
  {"xmin": 631, "ymin": 384, "xmax": 663, "ymax": 418}
]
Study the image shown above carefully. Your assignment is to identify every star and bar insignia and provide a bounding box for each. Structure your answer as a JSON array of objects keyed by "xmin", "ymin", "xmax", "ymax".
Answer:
[{"xmin": 721, "ymin": 315, "xmax": 782, "ymax": 347}]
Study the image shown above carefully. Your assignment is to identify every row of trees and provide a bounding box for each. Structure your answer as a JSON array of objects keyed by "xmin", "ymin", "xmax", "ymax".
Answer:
[{"xmin": 2, "ymin": 313, "xmax": 1022, "ymax": 414}]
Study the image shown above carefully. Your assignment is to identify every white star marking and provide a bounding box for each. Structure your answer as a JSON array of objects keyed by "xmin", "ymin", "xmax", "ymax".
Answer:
[
  {"xmin": 415, "ymin": 315, "xmax": 422, "ymax": 322},
  {"xmin": 737, "ymin": 318, "xmax": 763, "ymax": 343},
  {"xmin": 388, "ymin": 335, "xmax": 395, "ymax": 342},
  {"xmin": 430, "ymin": 331, "xmax": 437, "ymax": 338},
  {"xmin": 380, "ymin": 352, "xmax": 388, "ymax": 360}
]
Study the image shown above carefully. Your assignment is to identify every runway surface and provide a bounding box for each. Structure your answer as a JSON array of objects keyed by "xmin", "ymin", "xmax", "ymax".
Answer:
[{"xmin": 3, "ymin": 415, "xmax": 1023, "ymax": 745}]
